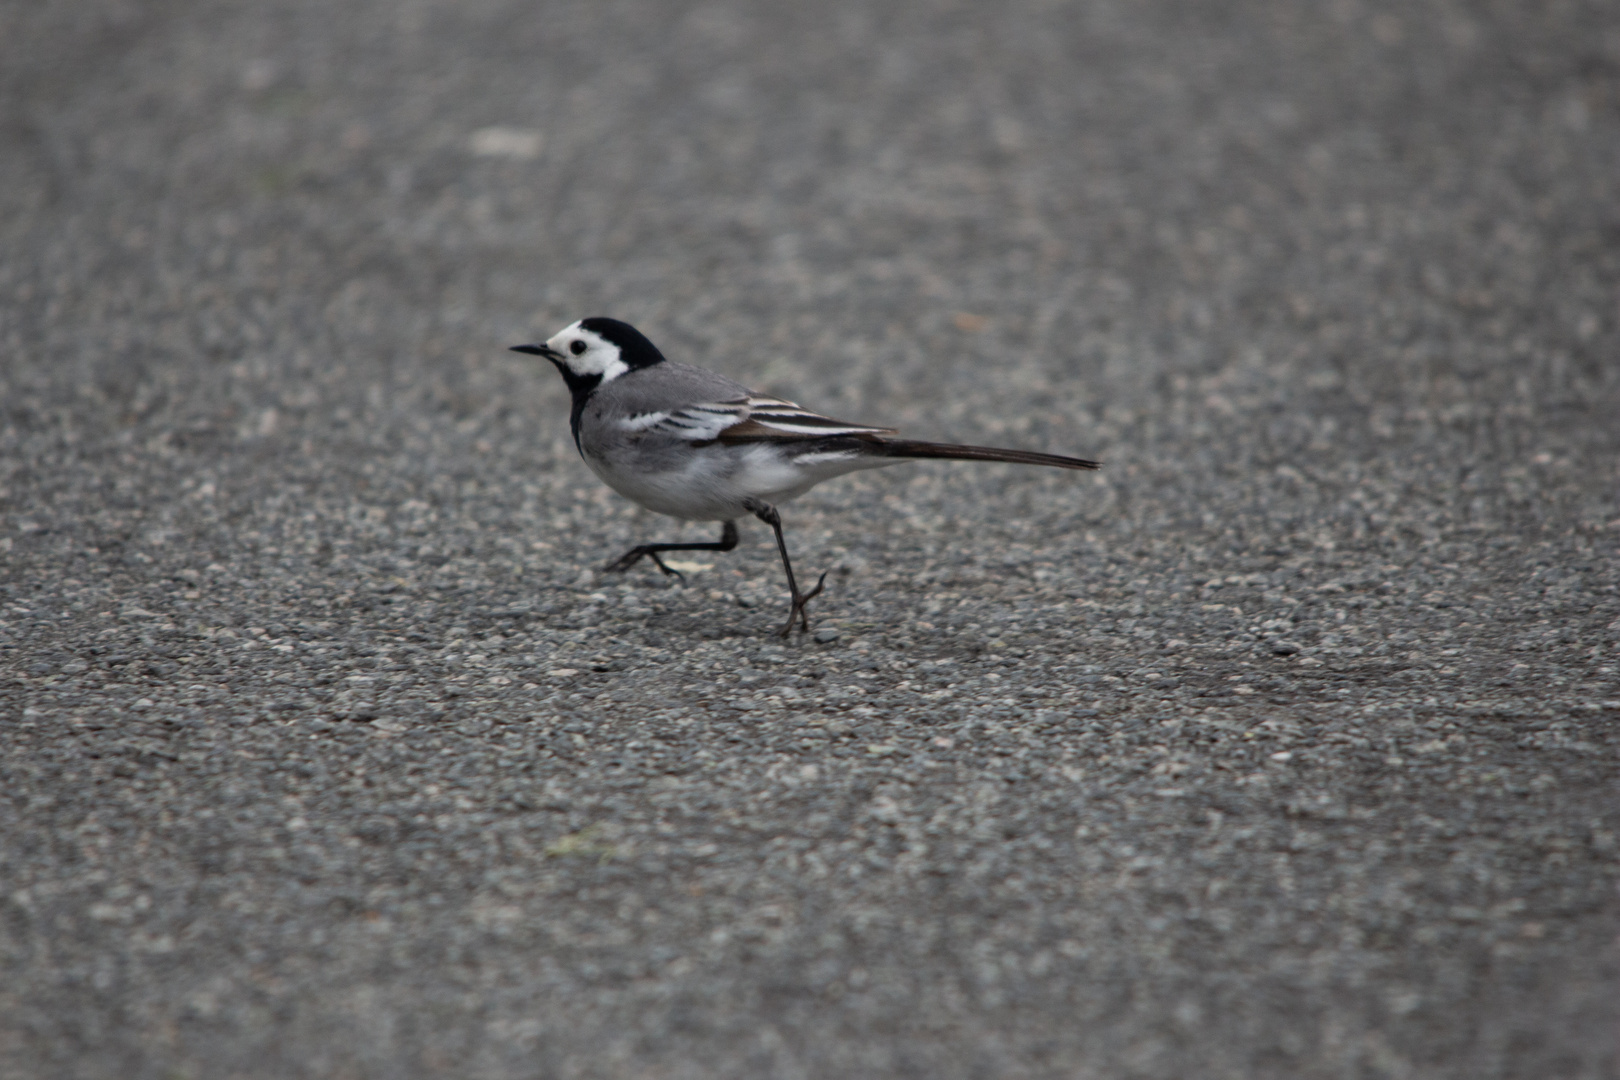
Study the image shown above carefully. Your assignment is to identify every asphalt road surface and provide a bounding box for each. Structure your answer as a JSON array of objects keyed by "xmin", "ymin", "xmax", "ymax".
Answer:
[{"xmin": 3, "ymin": 1, "xmax": 1618, "ymax": 1077}]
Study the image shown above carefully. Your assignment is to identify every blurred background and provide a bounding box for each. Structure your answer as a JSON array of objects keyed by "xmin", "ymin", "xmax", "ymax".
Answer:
[
  {"xmin": 2, "ymin": 1, "xmax": 1617, "ymax": 1077},
  {"xmin": 5, "ymin": 0, "xmax": 1615, "ymax": 515}
]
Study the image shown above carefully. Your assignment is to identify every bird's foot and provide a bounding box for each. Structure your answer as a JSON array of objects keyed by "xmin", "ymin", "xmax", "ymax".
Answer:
[
  {"xmin": 777, "ymin": 571, "xmax": 828, "ymax": 637},
  {"xmin": 604, "ymin": 548, "xmax": 684, "ymax": 581}
]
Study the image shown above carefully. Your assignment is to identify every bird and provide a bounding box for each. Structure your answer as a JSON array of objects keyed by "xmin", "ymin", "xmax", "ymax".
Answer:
[{"xmin": 512, "ymin": 317, "xmax": 1100, "ymax": 636}]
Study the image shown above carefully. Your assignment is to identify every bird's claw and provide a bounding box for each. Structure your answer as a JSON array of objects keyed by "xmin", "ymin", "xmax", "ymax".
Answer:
[
  {"xmin": 604, "ymin": 549, "xmax": 684, "ymax": 581},
  {"xmin": 778, "ymin": 571, "xmax": 828, "ymax": 637},
  {"xmin": 647, "ymin": 553, "xmax": 685, "ymax": 581}
]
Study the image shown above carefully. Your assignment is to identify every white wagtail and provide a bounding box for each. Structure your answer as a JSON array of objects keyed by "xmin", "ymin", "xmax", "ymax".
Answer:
[{"xmin": 512, "ymin": 317, "xmax": 1100, "ymax": 636}]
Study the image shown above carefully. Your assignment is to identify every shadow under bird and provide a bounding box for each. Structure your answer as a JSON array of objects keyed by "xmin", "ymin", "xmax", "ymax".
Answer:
[{"xmin": 513, "ymin": 317, "xmax": 1100, "ymax": 636}]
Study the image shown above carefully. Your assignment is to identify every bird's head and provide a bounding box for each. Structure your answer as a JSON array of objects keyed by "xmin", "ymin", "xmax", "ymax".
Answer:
[{"xmin": 510, "ymin": 317, "xmax": 667, "ymax": 395}]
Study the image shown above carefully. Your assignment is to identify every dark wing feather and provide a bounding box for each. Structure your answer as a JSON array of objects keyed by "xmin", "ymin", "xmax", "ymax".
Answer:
[
  {"xmin": 646, "ymin": 392, "xmax": 1100, "ymax": 471},
  {"xmin": 710, "ymin": 396, "xmax": 896, "ymax": 442}
]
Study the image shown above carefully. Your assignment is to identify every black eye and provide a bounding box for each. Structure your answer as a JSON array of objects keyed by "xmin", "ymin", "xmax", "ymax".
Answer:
[{"xmin": 569, "ymin": 340, "xmax": 587, "ymax": 356}]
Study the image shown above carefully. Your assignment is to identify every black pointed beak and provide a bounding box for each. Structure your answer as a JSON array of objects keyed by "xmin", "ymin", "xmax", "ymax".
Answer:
[{"xmin": 510, "ymin": 343, "xmax": 562, "ymax": 361}]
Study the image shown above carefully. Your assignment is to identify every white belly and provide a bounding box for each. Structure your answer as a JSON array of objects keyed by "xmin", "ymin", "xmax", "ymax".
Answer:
[{"xmin": 584, "ymin": 444, "xmax": 898, "ymax": 521}]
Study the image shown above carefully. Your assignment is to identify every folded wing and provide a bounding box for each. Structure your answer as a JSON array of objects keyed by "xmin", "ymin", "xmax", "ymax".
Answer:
[
  {"xmin": 619, "ymin": 394, "xmax": 896, "ymax": 444},
  {"xmin": 614, "ymin": 394, "xmax": 1099, "ymax": 471}
]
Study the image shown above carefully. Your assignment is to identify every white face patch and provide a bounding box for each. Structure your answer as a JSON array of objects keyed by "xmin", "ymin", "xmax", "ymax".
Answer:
[{"xmin": 546, "ymin": 321, "xmax": 629, "ymax": 384}]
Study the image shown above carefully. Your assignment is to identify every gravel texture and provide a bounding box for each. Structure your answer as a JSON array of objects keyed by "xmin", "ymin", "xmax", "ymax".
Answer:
[{"xmin": 3, "ymin": 1, "xmax": 1619, "ymax": 1077}]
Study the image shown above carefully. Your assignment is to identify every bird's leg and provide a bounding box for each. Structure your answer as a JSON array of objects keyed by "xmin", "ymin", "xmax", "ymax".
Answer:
[
  {"xmin": 604, "ymin": 521, "xmax": 738, "ymax": 581},
  {"xmin": 745, "ymin": 500, "xmax": 826, "ymax": 637}
]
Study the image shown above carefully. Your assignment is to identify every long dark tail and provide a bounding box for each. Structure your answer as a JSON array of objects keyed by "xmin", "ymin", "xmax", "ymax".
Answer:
[{"xmin": 872, "ymin": 438, "xmax": 1101, "ymax": 471}]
